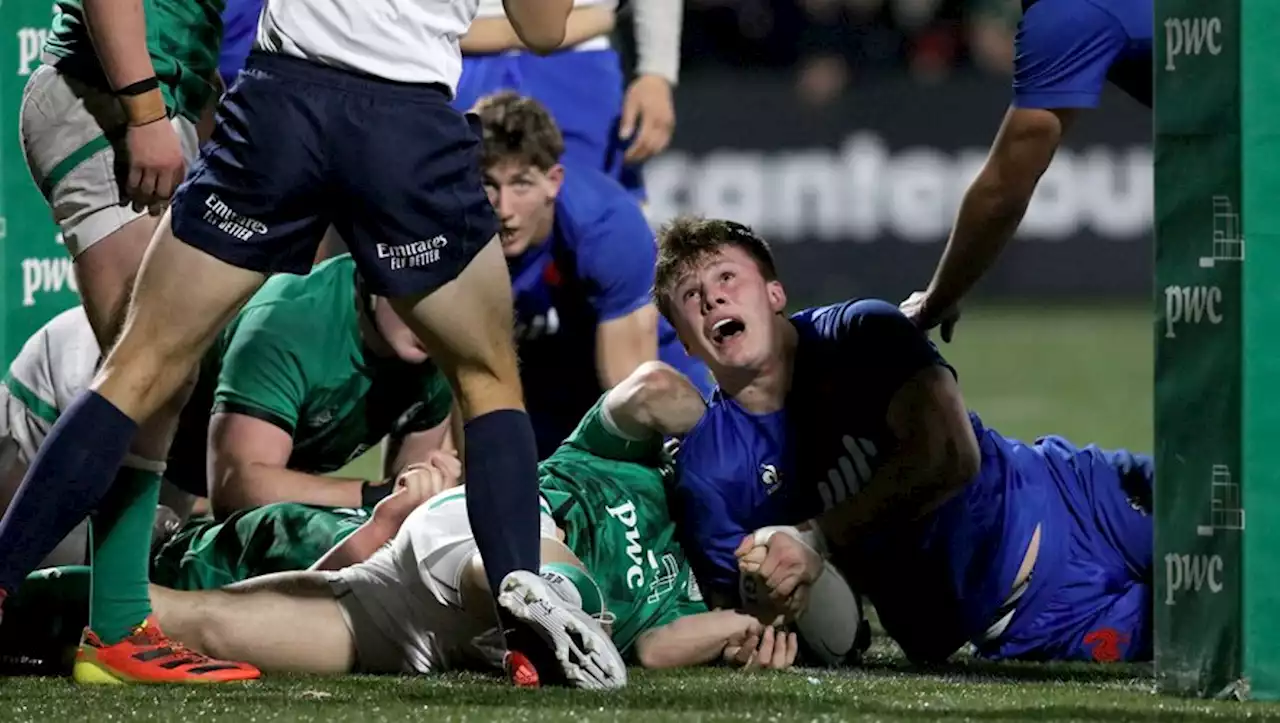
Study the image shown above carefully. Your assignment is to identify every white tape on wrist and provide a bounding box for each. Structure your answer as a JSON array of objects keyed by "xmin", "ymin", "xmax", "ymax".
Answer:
[{"xmin": 752, "ymin": 524, "xmax": 829, "ymax": 558}]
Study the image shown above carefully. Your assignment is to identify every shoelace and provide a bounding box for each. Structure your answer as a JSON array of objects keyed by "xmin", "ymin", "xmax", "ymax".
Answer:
[{"xmin": 129, "ymin": 626, "xmax": 216, "ymax": 664}]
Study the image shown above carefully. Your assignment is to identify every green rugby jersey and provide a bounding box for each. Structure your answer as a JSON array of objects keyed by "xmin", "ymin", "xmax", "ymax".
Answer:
[
  {"xmin": 151, "ymin": 503, "xmax": 371, "ymax": 590},
  {"xmin": 42, "ymin": 0, "xmax": 224, "ymax": 121},
  {"xmin": 208, "ymin": 255, "xmax": 454, "ymax": 475},
  {"xmin": 539, "ymin": 397, "xmax": 707, "ymax": 658}
]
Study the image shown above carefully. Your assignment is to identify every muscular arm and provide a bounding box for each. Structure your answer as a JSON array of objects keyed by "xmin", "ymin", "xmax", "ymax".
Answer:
[
  {"xmin": 206, "ymin": 413, "xmax": 367, "ymax": 519},
  {"xmin": 816, "ymin": 365, "xmax": 981, "ymax": 550},
  {"xmin": 920, "ymin": 108, "xmax": 1073, "ymax": 319},
  {"xmin": 596, "ymin": 305, "xmax": 660, "ymax": 390},
  {"xmin": 83, "ymin": 0, "xmax": 165, "ymax": 121},
  {"xmin": 601, "ymin": 361, "xmax": 706, "ymax": 440},
  {"xmin": 633, "ymin": 609, "xmax": 758, "ymax": 669},
  {"xmin": 462, "ymin": 6, "xmax": 615, "ymax": 54},
  {"xmin": 502, "ymin": 0, "xmax": 572, "ymax": 54}
]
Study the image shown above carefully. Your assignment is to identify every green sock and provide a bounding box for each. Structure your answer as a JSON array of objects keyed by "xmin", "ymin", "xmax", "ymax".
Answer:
[
  {"xmin": 89, "ymin": 466, "xmax": 160, "ymax": 644},
  {"xmin": 539, "ymin": 562, "xmax": 604, "ymax": 617}
]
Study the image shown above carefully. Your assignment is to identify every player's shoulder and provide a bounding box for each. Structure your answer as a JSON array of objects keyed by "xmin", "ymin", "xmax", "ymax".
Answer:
[
  {"xmin": 555, "ymin": 163, "xmax": 647, "ymax": 242},
  {"xmin": 11, "ymin": 305, "xmax": 96, "ymax": 376},
  {"xmin": 790, "ymin": 297, "xmax": 909, "ymax": 339}
]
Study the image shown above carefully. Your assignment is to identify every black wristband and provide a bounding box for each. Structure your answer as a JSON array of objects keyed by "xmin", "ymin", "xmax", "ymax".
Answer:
[
  {"xmin": 361, "ymin": 480, "xmax": 395, "ymax": 508},
  {"xmin": 115, "ymin": 76, "xmax": 160, "ymax": 97}
]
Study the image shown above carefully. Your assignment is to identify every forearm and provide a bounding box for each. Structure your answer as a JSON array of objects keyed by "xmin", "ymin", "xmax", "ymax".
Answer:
[
  {"xmin": 635, "ymin": 610, "xmax": 756, "ymax": 669},
  {"xmin": 927, "ymin": 166, "xmax": 1036, "ymax": 312},
  {"xmin": 83, "ymin": 0, "xmax": 165, "ymax": 123},
  {"xmin": 502, "ymin": 0, "xmax": 572, "ymax": 53},
  {"xmin": 310, "ymin": 518, "xmax": 398, "ymax": 571},
  {"xmin": 212, "ymin": 465, "xmax": 365, "ymax": 517},
  {"xmin": 633, "ymin": 0, "xmax": 683, "ymax": 84},
  {"xmin": 463, "ymin": 7, "xmax": 615, "ymax": 54}
]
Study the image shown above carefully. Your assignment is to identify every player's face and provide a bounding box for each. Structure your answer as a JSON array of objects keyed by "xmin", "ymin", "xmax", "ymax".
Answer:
[
  {"xmin": 668, "ymin": 246, "xmax": 787, "ymax": 372},
  {"xmin": 369, "ymin": 296, "xmax": 431, "ymax": 364},
  {"xmin": 483, "ymin": 159, "xmax": 564, "ymax": 257}
]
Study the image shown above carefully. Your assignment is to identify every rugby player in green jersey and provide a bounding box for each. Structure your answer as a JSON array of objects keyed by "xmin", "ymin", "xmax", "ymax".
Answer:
[
  {"xmin": 152, "ymin": 361, "xmax": 797, "ymax": 681},
  {"xmin": 7, "ymin": 0, "xmax": 244, "ymax": 683}
]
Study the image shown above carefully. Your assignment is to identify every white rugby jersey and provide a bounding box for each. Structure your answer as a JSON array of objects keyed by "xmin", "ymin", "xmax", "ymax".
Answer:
[
  {"xmin": 1, "ymin": 305, "xmax": 98, "ymax": 464},
  {"xmin": 256, "ymin": 0, "xmax": 479, "ymax": 89}
]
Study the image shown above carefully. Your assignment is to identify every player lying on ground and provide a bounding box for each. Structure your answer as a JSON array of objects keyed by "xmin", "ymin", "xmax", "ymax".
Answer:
[
  {"xmin": 473, "ymin": 92, "xmax": 711, "ymax": 457},
  {"xmin": 0, "ymin": 0, "xmax": 586, "ymax": 689},
  {"xmin": 3, "ymin": 0, "xmax": 252, "ymax": 683},
  {"xmin": 655, "ymin": 217, "xmax": 1153, "ymax": 664},
  {"xmin": 3, "ymin": 364, "xmax": 797, "ymax": 681},
  {"xmin": 901, "ymin": 0, "xmax": 1152, "ymax": 339}
]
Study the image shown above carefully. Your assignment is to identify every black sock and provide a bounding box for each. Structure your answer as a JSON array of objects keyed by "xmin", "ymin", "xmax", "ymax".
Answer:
[
  {"xmin": 463, "ymin": 409, "xmax": 541, "ymax": 593},
  {"xmin": 0, "ymin": 391, "xmax": 137, "ymax": 594}
]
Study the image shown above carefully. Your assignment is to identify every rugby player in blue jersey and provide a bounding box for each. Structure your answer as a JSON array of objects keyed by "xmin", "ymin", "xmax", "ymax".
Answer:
[
  {"xmin": 657, "ymin": 216, "xmax": 1153, "ymax": 664},
  {"xmin": 902, "ymin": 0, "xmax": 1152, "ymax": 338},
  {"xmin": 474, "ymin": 92, "xmax": 712, "ymax": 457}
]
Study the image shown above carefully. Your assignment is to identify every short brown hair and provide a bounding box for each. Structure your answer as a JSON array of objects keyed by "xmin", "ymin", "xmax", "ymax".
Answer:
[
  {"xmin": 472, "ymin": 91, "xmax": 564, "ymax": 171},
  {"xmin": 653, "ymin": 216, "xmax": 779, "ymax": 320}
]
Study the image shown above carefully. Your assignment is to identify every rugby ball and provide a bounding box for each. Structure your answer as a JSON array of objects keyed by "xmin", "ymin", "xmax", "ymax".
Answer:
[
  {"xmin": 794, "ymin": 561, "xmax": 867, "ymax": 667},
  {"xmin": 739, "ymin": 560, "xmax": 867, "ymax": 667}
]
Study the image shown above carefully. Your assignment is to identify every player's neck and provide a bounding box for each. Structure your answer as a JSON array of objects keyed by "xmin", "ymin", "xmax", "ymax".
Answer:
[{"xmin": 723, "ymin": 317, "xmax": 797, "ymax": 415}]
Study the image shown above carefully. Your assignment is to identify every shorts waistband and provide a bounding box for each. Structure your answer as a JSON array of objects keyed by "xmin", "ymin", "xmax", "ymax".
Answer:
[{"xmin": 244, "ymin": 51, "xmax": 451, "ymax": 100}]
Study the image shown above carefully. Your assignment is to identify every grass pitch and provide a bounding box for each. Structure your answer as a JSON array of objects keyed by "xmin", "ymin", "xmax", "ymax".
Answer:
[{"xmin": 4, "ymin": 304, "xmax": 1219, "ymax": 721}]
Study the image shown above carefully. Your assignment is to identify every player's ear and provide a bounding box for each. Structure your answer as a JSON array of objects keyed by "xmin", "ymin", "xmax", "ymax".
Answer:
[
  {"xmin": 766, "ymin": 280, "xmax": 787, "ymax": 314},
  {"xmin": 545, "ymin": 164, "xmax": 565, "ymax": 198}
]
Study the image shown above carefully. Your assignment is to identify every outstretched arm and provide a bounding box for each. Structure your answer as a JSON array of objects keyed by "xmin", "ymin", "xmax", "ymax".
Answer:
[{"xmin": 908, "ymin": 107, "xmax": 1071, "ymax": 330}]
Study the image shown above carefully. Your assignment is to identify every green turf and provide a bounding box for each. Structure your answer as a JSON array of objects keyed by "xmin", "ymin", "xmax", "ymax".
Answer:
[{"xmin": 3, "ymin": 656, "xmax": 1273, "ymax": 723}]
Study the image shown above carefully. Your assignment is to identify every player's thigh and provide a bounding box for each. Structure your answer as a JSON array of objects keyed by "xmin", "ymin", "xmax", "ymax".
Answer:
[
  {"xmin": 201, "ymin": 573, "xmax": 354, "ymax": 674},
  {"xmin": 168, "ymin": 54, "xmax": 334, "ymax": 279},
  {"xmin": 1013, "ymin": 0, "xmax": 1129, "ymax": 109},
  {"xmin": 20, "ymin": 67, "xmax": 190, "ymax": 344},
  {"xmin": 96, "ymin": 218, "xmax": 264, "ymax": 423}
]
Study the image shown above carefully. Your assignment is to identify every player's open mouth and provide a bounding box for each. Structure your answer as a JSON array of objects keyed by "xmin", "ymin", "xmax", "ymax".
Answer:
[{"xmin": 710, "ymin": 317, "xmax": 746, "ymax": 346}]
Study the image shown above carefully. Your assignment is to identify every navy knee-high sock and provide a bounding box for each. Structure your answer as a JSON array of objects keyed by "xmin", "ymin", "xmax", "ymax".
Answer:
[
  {"xmin": 0, "ymin": 391, "xmax": 137, "ymax": 596},
  {"xmin": 463, "ymin": 409, "xmax": 541, "ymax": 593}
]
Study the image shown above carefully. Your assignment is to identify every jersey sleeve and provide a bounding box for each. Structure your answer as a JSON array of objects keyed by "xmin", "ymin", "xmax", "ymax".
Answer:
[
  {"xmin": 212, "ymin": 308, "xmax": 309, "ymax": 435},
  {"xmin": 1012, "ymin": 0, "xmax": 1129, "ymax": 109},
  {"xmin": 391, "ymin": 364, "xmax": 455, "ymax": 435},
  {"xmin": 574, "ymin": 200, "xmax": 658, "ymax": 323},
  {"xmin": 669, "ymin": 464, "xmax": 749, "ymax": 601},
  {"xmin": 821, "ymin": 299, "xmax": 955, "ymax": 402},
  {"xmin": 563, "ymin": 394, "xmax": 663, "ymax": 464}
]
